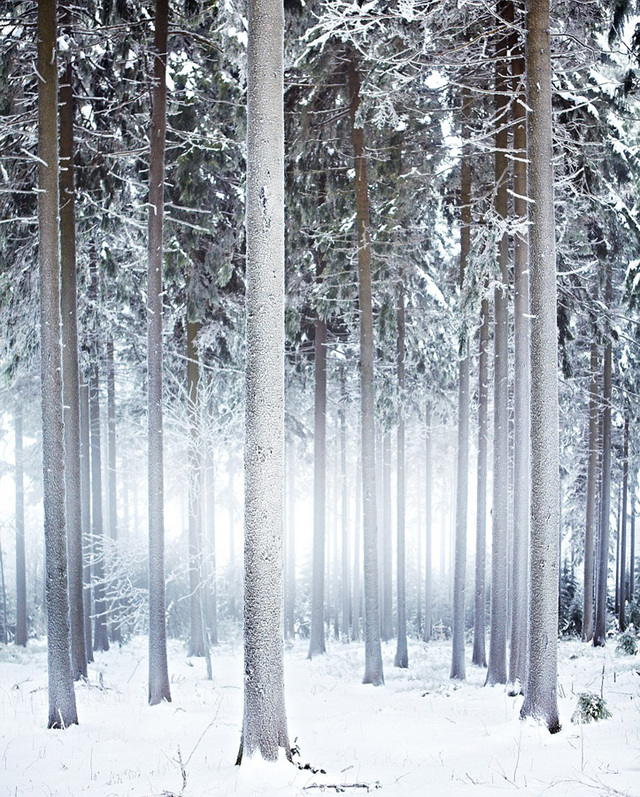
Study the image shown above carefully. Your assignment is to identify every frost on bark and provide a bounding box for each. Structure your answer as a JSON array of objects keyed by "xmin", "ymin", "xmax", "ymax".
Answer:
[
  {"xmin": 348, "ymin": 51, "xmax": 384, "ymax": 687},
  {"xmin": 394, "ymin": 277, "xmax": 408, "ymax": 669},
  {"xmin": 308, "ymin": 304, "xmax": 327, "ymax": 659},
  {"xmin": 594, "ymin": 261, "xmax": 613, "ymax": 648},
  {"xmin": 14, "ymin": 393, "xmax": 27, "ymax": 648},
  {"xmin": 237, "ymin": 0, "xmax": 290, "ymax": 763},
  {"xmin": 520, "ymin": 0, "xmax": 560, "ymax": 733},
  {"xmin": 472, "ymin": 294, "xmax": 489, "ymax": 667},
  {"xmin": 59, "ymin": 52, "xmax": 87, "ymax": 679},
  {"xmin": 451, "ymin": 86, "xmax": 472, "ymax": 682},
  {"xmin": 37, "ymin": 0, "xmax": 78, "ymax": 728},
  {"xmin": 486, "ymin": 13, "xmax": 510, "ymax": 687},
  {"xmin": 509, "ymin": 18, "xmax": 530, "ymax": 692},
  {"xmin": 147, "ymin": 0, "xmax": 171, "ymax": 705}
]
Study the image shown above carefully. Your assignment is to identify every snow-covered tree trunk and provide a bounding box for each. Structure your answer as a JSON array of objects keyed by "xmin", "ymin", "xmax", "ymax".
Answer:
[
  {"xmin": 187, "ymin": 319, "xmax": 205, "ymax": 657},
  {"xmin": 14, "ymin": 394, "xmax": 27, "ymax": 648},
  {"xmin": 619, "ymin": 413, "xmax": 629, "ymax": 631},
  {"xmin": 395, "ymin": 277, "xmax": 408, "ymax": 669},
  {"xmin": 106, "ymin": 335, "xmax": 120, "ymax": 645},
  {"xmin": 472, "ymin": 294, "xmax": 489, "ymax": 667},
  {"xmin": 424, "ymin": 400, "xmax": 433, "ymax": 643},
  {"xmin": 509, "ymin": 23, "xmax": 530, "ymax": 691},
  {"xmin": 308, "ymin": 308, "xmax": 327, "ymax": 658},
  {"xmin": 520, "ymin": 0, "xmax": 560, "ymax": 732},
  {"xmin": 486, "ymin": 15, "xmax": 510, "ymax": 686},
  {"xmin": 237, "ymin": 0, "xmax": 290, "ymax": 762},
  {"xmin": 348, "ymin": 51, "xmax": 384, "ymax": 687},
  {"xmin": 37, "ymin": 0, "xmax": 78, "ymax": 728},
  {"xmin": 451, "ymin": 86, "xmax": 472, "ymax": 682},
  {"xmin": 382, "ymin": 430, "xmax": 393, "ymax": 641},
  {"xmin": 147, "ymin": 0, "xmax": 171, "ymax": 705},
  {"xmin": 204, "ymin": 433, "xmax": 218, "ymax": 645},
  {"xmin": 340, "ymin": 370, "xmax": 351, "ymax": 639},
  {"xmin": 79, "ymin": 379, "xmax": 93, "ymax": 662},
  {"xmin": 594, "ymin": 262, "xmax": 612, "ymax": 648}
]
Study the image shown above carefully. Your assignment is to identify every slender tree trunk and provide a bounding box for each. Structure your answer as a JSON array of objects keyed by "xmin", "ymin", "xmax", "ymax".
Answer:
[
  {"xmin": 237, "ymin": 0, "xmax": 290, "ymax": 762},
  {"xmin": 204, "ymin": 433, "xmax": 218, "ymax": 645},
  {"xmin": 424, "ymin": 400, "xmax": 433, "ymax": 643},
  {"xmin": 14, "ymin": 394, "xmax": 27, "ymax": 647},
  {"xmin": 582, "ymin": 338, "xmax": 599, "ymax": 642},
  {"xmin": 594, "ymin": 261, "xmax": 613, "ymax": 648},
  {"xmin": 348, "ymin": 51, "xmax": 384, "ymax": 686},
  {"xmin": 80, "ymin": 378, "xmax": 93, "ymax": 661},
  {"xmin": 308, "ymin": 308, "xmax": 327, "ymax": 658},
  {"xmin": 520, "ymin": 0, "xmax": 560, "ymax": 732},
  {"xmin": 615, "ymin": 484, "xmax": 622, "ymax": 616},
  {"xmin": 228, "ymin": 449, "xmax": 237, "ymax": 620},
  {"xmin": 352, "ymin": 458, "xmax": 362, "ymax": 642},
  {"xmin": 630, "ymin": 491, "xmax": 636, "ymax": 601},
  {"xmin": 395, "ymin": 278, "xmax": 408, "ymax": 668},
  {"xmin": 509, "ymin": 17, "xmax": 530, "ymax": 690},
  {"xmin": 381, "ymin": 430, "xmax": 393, "ymax": 640},
  {"xmin": 286, "ymin": 440, "xmax": 296, "ymax": 639},
  {"xmin": 451, "ymin": 86, "xmax": 472, "ymax": 682},
  {"xmin": 486, "ymin": 9, "xmax": 510, "ymax": 686},
  {"xmin": 105, "ymin": 335, "xmax": 120, "ymax": 645},
  {"xmin": 619, "ymin": 414, "xmax": 629, "ymax": 631},
  {"xmin": 340, "ymin": 370, "xmax": 351, "ymax": 640},
  {"xmin": 38, "ymin": 0, "xmax": 78, "ymax": 727}
]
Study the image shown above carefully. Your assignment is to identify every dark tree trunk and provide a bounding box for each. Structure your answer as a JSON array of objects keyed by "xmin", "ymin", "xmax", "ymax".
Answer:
[
  {"xmin": 80, "ymin": 379, "xmax": 93, "ymax": 661},
  {"xmin": 105, "ymin": 335, "xmax": 120, "ymax": 645},
  {"xmin": 394, "ymin": 277, "xmax": 408, "ymax": 669},
  {"xmin": 582, "ymin": 337, "xmax": 599, "ymax": 642},
  {"xmin": 14, "ymin": 394, "xmax": 27, "ymax": 647},
  {"xmin": 147, "ymin": 0, "xmax": 171, "ymax": 705},
  {"xmin": 618, "ymin": 414, "xmax": 629, "ymax": 631},
  {"xmin": 381, "ymin": 430, "xmax": 393, "ymax": 641},
  {"xmin": 38, "ymin": 0, "xmax": 78, "ymax": 728},
  {"xmin": 348, "ymin": 51, "xmax": 384, "ymax": 686}
]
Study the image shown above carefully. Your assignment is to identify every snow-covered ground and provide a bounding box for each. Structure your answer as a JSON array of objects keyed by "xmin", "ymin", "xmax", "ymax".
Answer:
[{"xmin": 1, "ymin": 635, "xmax": 638, "ymax": 796}]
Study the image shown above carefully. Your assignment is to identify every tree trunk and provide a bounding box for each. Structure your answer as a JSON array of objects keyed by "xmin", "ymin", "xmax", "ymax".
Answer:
[
  {"xmin": 424, "ymin": 400, "xmax": 433, "ymax": 643},
  {"xmin": 509, "ymin": 18, "xmax": 529, "ymax": 691},
  {"xmin": 187, "ymin": 319, "xmax": 205, "ymax": 656},
  {"xmin": 147, "ymin": 0, "xmax": 171, "ymax": 706},
  {"xmin": 618, "ymin": 413, "xmax": 629, "ymax": 631},
  {"xmin": 394, "ymin": 277, "xmax": 408, "ymax": 668},
  {"xmin": 308, "ymin": 309, "xmax": 327, "ymax": 658},
  {"xmin": 14, "ymin": 393, "xmax": 27, "ymax": 647},
  {"xmin": 630, "ymin": 492, "xmax": 636, "ymax": 602},
  {"xmin": 340, "ymin": 369, "xmax": 351, "ymax": 640},
  {"xmin": 582, "ymin": 337, "xmax": 599, "ymax": 642},
  {"xmin": 451, "ymin": 86, "xmax": 472, "ymax": 682},
  {"xmin": 80, "ymin": 378, "xmax": 93, "ymax": 661},
  {"xmin": 237, "ymin": 0, "xmax": 290, "ymax": 762},
  {"xmin": 286, "ymin": 440, "xmax": 296, "ymax": 639},
  {"xmin": 520, "ymin": 0, "xmax": 561, "ymax": 732},
  {"xmin": 381, "ymin": 430, "xmax": 393, "ymax": 641},
  {"xmin": 352, "ymin": 458, "xmax": 362, "ymax": 641},
  {"xmin": 204, "ymin": 432, "xmax": 218, "ymax": 645},
  {"xmin": 348, "ymin": 51, "xmax": 384, "ymax": 687},
  {"xmin": 228, "ymin": 449, "xmax": 237, "ymax": 620},
  {"xmin": 38, "ymin": 0, "xmax": 78, "ymax": 728},
  {"xmin": 106, "ymin": 335, "xmax": 120, "ymax": 645},
  {"xmin": 486, "ymin": 7, "xmax": 510, "ymax": 687},
  {"xmin": 594, "ymin": 261, "xmax": 613, "ymax": 648}
]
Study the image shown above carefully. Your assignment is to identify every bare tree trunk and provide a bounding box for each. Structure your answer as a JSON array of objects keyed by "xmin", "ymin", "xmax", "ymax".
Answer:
[
  {"xmin": 594, "ymin": 261, "xmax": 613, "ymax": 648},
  {"xmin": 237, "ymin": 0, "xmax": 290, "ymax": 762},
  {"xmin": 308, "ymin": 309, "xmax": 327, "ymax": 658},
  {"xmin": 348, "ymin": 51, "xmax": 384, "ymax": 686},
  {"xmin": 395, "ymin": 277, "xmax": 408, "ymax": 668},
  {"xmin": 619, "ymin": 414, "xmax": 629, "ymax": 631},
  {"xmin": 451, "ymin": 86, "xmax": 472, "ymax": 681},
  {"xmin": 486, "ymin": 6, "xmax": 510, "ymax": 686},
  {"xmin": 340, "ymin": 370, "xmax": 351, "ymax": 640},
  {"xmin": 352, "ymin": 458, "xmax": 362, "ymax": 642},
  {"xmin": 582, "ymin": 338, "xmax": 599, "ymax": 642},
  {"xmin": 520, "ymin": 0, "xmax": 560, "ymax": 732},
  {"xmin": 38, "ymin": 0, "xmax": 78, "ymax": 727},
  {"xmin": 381, "ymin": 430, "xmax": 393, "ymax": 641},
  {"xmin": 80, "ymin": 379, "xmax": 93, "ymax": 661},
  {"xmin": 204, "ymin": 432, "xmax": 218, "ymax": 645},
  {"xmin": 286, "ymin": 440, "xmax": 296, "ymax": 639},
  {"xmin": 105, "ymin": 335, "xmax": 120, "ymax": 645},
  {"xmin": 147, "ymin": 0, "xmax": 171, "ymax": 705},
  {"xmin": 14, "ymin": 394, "xmax": 27, "ymax": 647}
]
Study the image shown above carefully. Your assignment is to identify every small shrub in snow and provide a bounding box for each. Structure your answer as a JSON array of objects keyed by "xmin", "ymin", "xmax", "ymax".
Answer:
[
  {"xmin": 571, "ymin": 692, "xmax": 611, "ymax": 724},
  {"xmin": 616, "ymin": 626, "xmax": 638, "ymax": 656}
]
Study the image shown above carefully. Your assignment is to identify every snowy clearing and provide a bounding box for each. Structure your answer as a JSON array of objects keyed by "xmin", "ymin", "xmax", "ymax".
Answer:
[{"xmin": 1, "ymin": 636, "xmax": 638, "ymax": 797}]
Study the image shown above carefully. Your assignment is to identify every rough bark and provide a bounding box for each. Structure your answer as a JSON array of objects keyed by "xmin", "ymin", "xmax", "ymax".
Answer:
[
  {"xmin": 37, "ymin": 0, "xmax": 78, "ymax": 728},
  {"xmin": 394, "ymin": 279, "xmax": 408, "ymax": 668},
  {"xmin": 486, "ymin": 10, "xmax": 510, "ymax": 687},
  {"xmin": 14, "ymin": 394, "xmax": 27, "ymax": 648},
  {"xmin": 582, "ymin": 338, "xmax": 599, "ymax": 642},
  {"xmin": 237, "ymin": 0, "xmax": 290, "ymax": 762},
  {"xmin": 451, "ymin": 86, "xmax": 472, "ymax": 682},
  {"xmin": 348, "ymin": 51, "xmax": 384, "ymax": 687},
  {"xmin": 308, "ymin": 309, "xmax": 327, "ymax": 658},
  {"xmin": 520, "ymin": 0, "xmax": 561, "ymax": 732},
  {"xmin": 147, "ymin": 0, "xmax": 171, "ymax": 705}
]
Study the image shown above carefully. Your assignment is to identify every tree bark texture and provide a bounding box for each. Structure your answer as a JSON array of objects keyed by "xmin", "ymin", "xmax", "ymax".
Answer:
[
  {"xmin": 348, "ymin": 51, "xmax": 384, "ymax": 687},
  {"xmin": 237, "ymin": 0, "xmax": 290, "ymax": 762},
  {"xmin": 520, "ymin": 0, "xmax": 561, "ymax": 733},
  {"xmin": 38, "ymin": 0, "xmax": 78, "ymax": 728},
  {"xmin": 147, "ymin": 0, "xmax": 171, "ymax": 705},
  {"xmin": 79, "ymin": 378, "xmax": 93, "ymax": 661}
]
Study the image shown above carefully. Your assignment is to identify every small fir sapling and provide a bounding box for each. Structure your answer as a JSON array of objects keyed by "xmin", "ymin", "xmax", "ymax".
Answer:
[
  {"xmin": 616, "ymin": 625, "xmax": 638, "ymax": 656},
  {"xmin": 571, "ymin": 692, "xmax": 612, "ymax": 724}
]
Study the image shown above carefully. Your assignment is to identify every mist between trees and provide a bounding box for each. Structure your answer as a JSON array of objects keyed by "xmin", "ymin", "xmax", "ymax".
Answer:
[{"xmin": 0, "ymin": 0, "xmax": 639, "ymax": 761}]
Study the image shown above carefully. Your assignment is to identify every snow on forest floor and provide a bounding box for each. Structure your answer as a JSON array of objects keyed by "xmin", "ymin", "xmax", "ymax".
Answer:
[{"xmin": 1, "ymin": 634, "xmax": 639, "ymax": 797}]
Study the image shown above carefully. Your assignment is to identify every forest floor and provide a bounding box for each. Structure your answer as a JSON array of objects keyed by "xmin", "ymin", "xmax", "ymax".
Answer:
[{"xmin": 0, "ymin": 632, "xmax": 638, "ymax": 796}]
